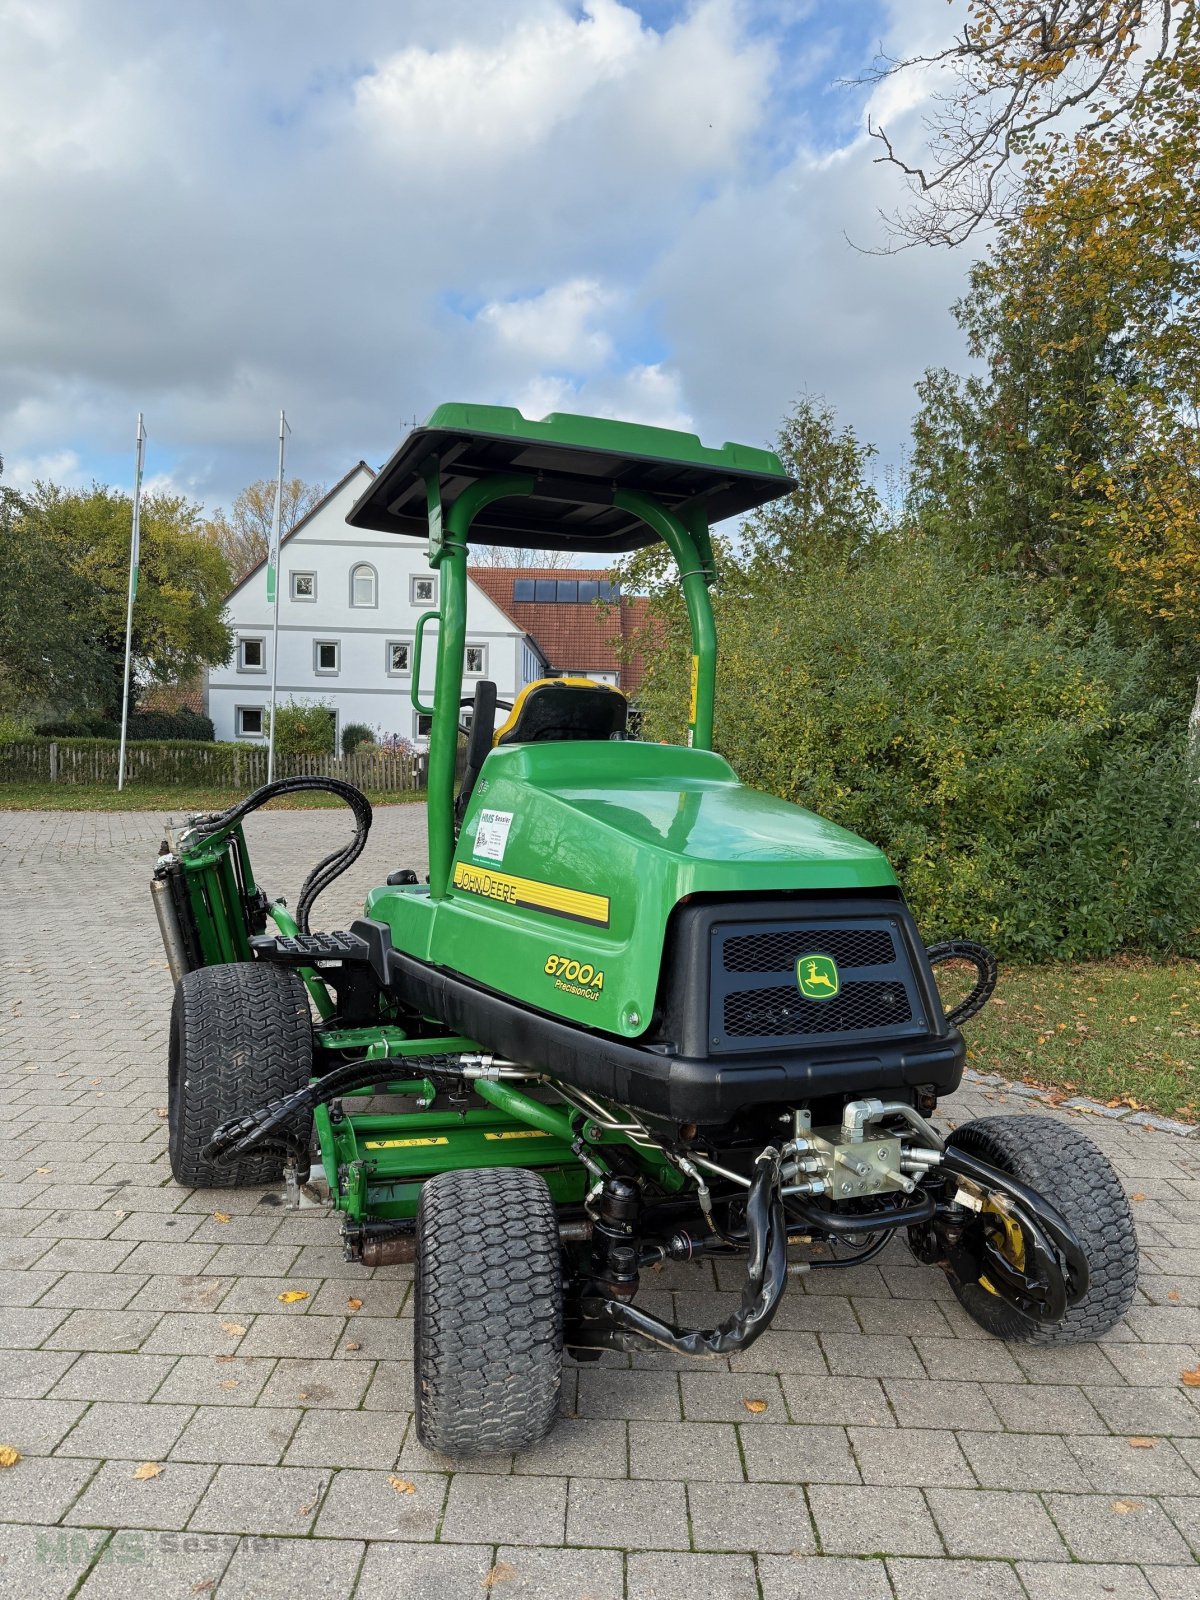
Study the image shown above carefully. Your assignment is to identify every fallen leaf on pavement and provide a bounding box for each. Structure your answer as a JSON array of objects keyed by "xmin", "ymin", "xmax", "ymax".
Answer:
[
  {"xmin": 0, "ymin": 1445, "xmax": 21, "ymax": 1468},
  {"xmin": 1128, "ymin": 1438, "xmax": 1157, "ymax": 1449},
  {"xmin": 278, "ymin": 1290, "xmax": 309, "ymax": 1303},
  {"xmin": 212, "ymin": 1211, "xmax": 232, "ymax": 1224},
  {"xmin": 1111, "ymin": 1498, "xmax": 1142, "ymax": 1514},
  {"xmin": 482, "ymin": 1561, "xmax": 518, "ymax": 1589},
  {"xmin": 156, "ymin": 1108, "xmax": 168, "ymax": 1118},
  {"xmin": 347, "ymin": 1297, "xmax": 363, "ymax": 1311},
  {"xmin": 132, "ymin": 1462, "xmax": 162, "ymax": 1480},
  {"xmin": 388, "ymin": 1476, "xmax": 416, "ymax": 1494},
  {"xmin": 220, "ymin": 1380, "xmax": 239, "ymax": 1390},
  {"xmin": 1130, "ymin": 1192, "xmax": 1146, "ymax": 1203},
  {"xmin": 1168, "ymin": 1290, "xmax": 1181, "ymax": 1303},
  {"xmin": 1181, "ymin": 1366, "xmax": 1200, "ymax": 1387},
  {"xmin": 743, "ymin": 1398, "xmax": 768, "ymax": 1414},
  {"xmin": 220, "ymin": 1322, "xmax": 247, "ymax": 1337},
  {"xmin": 344, "ymin": 1342, "xmax": 362, "ymax": 1352}
]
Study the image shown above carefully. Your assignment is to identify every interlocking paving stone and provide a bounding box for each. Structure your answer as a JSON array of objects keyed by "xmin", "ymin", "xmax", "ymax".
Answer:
[
  {"xmin": 352, "ymin": 1541, "xmax": 495, "ymax": 1599},
  {"xmin": 187, "ymin": 1463, "xmax": 329, "ymax": 1535},
  {"xmin": 628, "ymin": 1549, "xmax": 759, "ymax": 1599},
  {"xmin": 441, "ymin": 1472, "xmax": 568, "ymax": 1545},
  {"xmin": 0, "ymin": 1457, "xmax": 100, "ymax": 1524},
  {"xmin": 807, "ymin": 1483, "xmax": 943, "ymax": 1556},
  {"xmin": 687, "ymin": 1480, "xmax": 815, "ymax": 1554},
  {"xmin": 55, "ymin": 1401, "xmax": 194, "ymax": 1461},
  {"xmin": 758, "ymin": 1554, "xmax": 894, "ymax": 1600},
  {"xmin": 63, "ymin": 1460, "xmax": 214, "ymax": 1531},
  {"xmin": 1017, "ymin": 1562, "xmax": 1159, "ymax": 1600},
  {"xmin": 566, "ymin": 1477, "xmax": 690, "ymax": 1550},
  {"xmin": 313, "ymin": 1468, "xmax": 448, "ymax": 1541},
  {"xmin": 888, "ymin": 1555, "xmax": 1027, "ymax": 1599},
  {"xmin": 72, "ymin": 1530, "xmax": 237, "ymax": 1600},
  {"xmin": 5, "ymin": 806, "xmax": 1200, "ymax": 1593},
  {"xmin": 927, "ymin": 1487, "xmax": 1068, "ymax": 1560},
  {"xmin": 1042, "ymin": 1492, "xmax": 1194, "ymax": 1563}
]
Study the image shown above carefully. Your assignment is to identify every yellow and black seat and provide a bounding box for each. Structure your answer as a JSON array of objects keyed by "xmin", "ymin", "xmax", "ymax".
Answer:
[{"xmin": 493, "ymin": 677, "xmax": 628, "ymax": 747}]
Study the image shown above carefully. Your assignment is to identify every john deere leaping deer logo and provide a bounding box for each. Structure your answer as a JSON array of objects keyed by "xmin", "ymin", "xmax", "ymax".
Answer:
[{"xmin": 796, "ymin": 953, "xmax": 840, "ymax": 1000}]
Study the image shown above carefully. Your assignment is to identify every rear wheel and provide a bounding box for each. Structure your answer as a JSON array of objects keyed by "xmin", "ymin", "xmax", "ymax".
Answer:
[
  {"xmin": 168, "ymin": 962, "xmax": 313, "ymax": 1188},
  {"xmin": 946, "ymin": 1115, "xmax": 1138, "ymax": 1344},
  {"xmin": 414, "ymin": 1167, "xmax": 563, "ymax": 1456}
]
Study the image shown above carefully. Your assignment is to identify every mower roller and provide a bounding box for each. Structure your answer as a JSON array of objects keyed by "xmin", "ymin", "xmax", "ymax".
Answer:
[{"xmin": 154, "ymin": 404, "xmax": 1138, "ymax": 1456}]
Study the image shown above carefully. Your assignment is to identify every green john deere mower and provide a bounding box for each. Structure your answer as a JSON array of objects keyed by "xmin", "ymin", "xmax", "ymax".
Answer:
[{"xmin": 154, "ymin": 404, "xmax": 1138, "ymax": 1456}]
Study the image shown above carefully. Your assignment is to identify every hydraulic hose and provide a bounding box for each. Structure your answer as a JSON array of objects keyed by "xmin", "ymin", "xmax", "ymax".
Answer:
[
  {"xmin": 926, "ymin": 939, "xmax": 998, "ymax": 1026},
  {"xmin": 584, "ymin": 1147, "xmax": 788, "ymax": 1358},
  {"xmin": 186, "ymin": 777, "xmax": 373, "ymax": 933}
]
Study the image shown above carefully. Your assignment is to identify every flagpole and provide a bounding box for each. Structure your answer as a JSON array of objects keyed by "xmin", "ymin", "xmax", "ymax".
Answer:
[
  {"xmin": 265, "ymin": 410, "xmax": 289, "ymax": 784},
  {"xmin": 116, "ymin": 413, "xmax": 146, "ymax": 793}
]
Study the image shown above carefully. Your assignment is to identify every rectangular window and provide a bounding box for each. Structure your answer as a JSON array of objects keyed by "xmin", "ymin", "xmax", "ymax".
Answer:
[
  {"xmin": 236, "ymin": 706, "xmax": 265, "ymax": 738},
  {"xmin": 314, "ymin": 640, "xmax": 340, "ymax": 674},
  {"xmin": 387, "ymin": 641, "xmax": 411, "ymax": 675},
  {"xmin": 513, "ymin": 578, "xmax": 536, "ymax": 602},
  {"xmin": 464, "ymin": 643, "xmax": 487, "ymax": 676},
  {"xmin": 415, "ymin": 712, "xmax": 433, "ymax": 738},
  {"xmin": 238, "ymin": 637, "xmax": 265, "ymax": 671},
  {"xmin": 290, "ymin": 571, "xmax": 316, "ymax": 601},
  {"xmin": 411, "ymin": 574, "xmax": 438, "ymax": 607}
]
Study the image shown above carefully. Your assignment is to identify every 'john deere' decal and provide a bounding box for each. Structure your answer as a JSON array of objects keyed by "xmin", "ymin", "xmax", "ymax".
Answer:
[
  {"xmin": 452, "ymin": 862, "xmax": 610, "ymax": 927},
  {"xmin": 796, "ymin": 953, "xmax": 840, "ymax": 1000}
]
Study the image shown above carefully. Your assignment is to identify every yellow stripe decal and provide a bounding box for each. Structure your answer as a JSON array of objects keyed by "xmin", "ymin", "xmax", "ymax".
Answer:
[
  {"xmin": 364, "ymin": 1136, "xmax": 449, "ymax": 1149},
  {"xmin": 483, "ymin": 1129, "xmax": 551, "ymax": 1142},
  {"xmin": 452, "ymin": 862, "xmax": 610, "ymax": 927}
]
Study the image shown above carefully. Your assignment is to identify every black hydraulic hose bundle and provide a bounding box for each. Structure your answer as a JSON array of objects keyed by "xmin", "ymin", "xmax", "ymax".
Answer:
[
  {"xmin": 200, "ymin": 1051, "xmax": 456, "ymax": 1169},
  {"xmin": 925, "ymin": 939, "xmax": 998, "ymax": 1026},
  {"xmin": 583, "ymin": 1147, "xmax": 789, "ymax": 1358},
  {"xmin": 187, "ymin": 777, "xmax": 373, "ymax": 934}
]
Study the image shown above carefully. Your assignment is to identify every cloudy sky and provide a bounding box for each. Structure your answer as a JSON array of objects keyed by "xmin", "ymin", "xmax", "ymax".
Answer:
[{"xmin": 0, "ymin": 0, "xmax": 977, "ymax": 510}]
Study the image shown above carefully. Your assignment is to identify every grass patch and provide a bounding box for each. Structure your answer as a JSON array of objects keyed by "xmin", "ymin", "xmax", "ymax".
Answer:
[
  {"xmin": 0, "ymin": 782, "xmax": 427, "ymax": 812},
  {"xmin": 956, "ymin": 956, "xmax": 1200, "ymax": 1121}
]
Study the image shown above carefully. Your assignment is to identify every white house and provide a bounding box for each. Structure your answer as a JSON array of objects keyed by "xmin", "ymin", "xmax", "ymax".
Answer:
[{"xmin": 208, "ymin": 464, "xmax": 545, "ymax": 747}]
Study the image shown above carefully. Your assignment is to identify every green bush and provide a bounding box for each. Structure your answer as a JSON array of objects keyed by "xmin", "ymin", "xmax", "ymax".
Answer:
[
  {"xmin": 271, "ymin": 698, "xmax": 336, "ymax": 756},
  {"xmin": 341, "ymin": 721, "xmax": 375, "ymax": 757},
  {"xmin": 36, "ymin": 709, "xmax": 215, "ymax": 741},
  {"xmin": 634, "ymin": 540, "xmax": 1200, "ymax": 960},
  {"xmin": 0, "ymin": 711, "xmax": 33, "ymax": 742}
]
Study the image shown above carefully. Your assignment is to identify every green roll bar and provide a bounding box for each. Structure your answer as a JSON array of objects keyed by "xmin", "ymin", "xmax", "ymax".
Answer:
[{"xmin": 420, "ymin": 477, "xmax": 717, "ymax": 899}]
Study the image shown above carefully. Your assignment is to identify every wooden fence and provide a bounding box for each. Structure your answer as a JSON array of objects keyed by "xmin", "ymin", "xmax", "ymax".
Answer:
[{"xmin": 0, "ymin": 739, "xmax": 427, "ymax": 791}]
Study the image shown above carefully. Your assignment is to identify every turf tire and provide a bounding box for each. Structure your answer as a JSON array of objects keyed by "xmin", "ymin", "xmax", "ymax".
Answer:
[
  {"xmin": 414, "ymin": 1167, "xmax": 563, "ymax": 1456},
  {"xmin": 946, "ymin": 1115, "xmax": 1138, "ymax": 1343},
  {"xmin": 168, "ymin": 962, "xmax": 313, "ymax": 1188}
]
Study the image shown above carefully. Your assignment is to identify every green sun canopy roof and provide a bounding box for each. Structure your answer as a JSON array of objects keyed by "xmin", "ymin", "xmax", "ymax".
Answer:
[{"xmin": 347, "ymin": 403, "xmax": 795, "ymax": 552}]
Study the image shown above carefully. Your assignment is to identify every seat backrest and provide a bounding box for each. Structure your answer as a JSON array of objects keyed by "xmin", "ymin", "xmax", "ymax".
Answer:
[{"xmin": 494, "ymin": 677, "xmax": 628, "ymax": 746}]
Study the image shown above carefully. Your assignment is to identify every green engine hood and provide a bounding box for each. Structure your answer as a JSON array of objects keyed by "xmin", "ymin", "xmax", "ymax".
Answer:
[{"xmin": 365, "ymin": 742, "xmax": 897, "ymax": 1041}]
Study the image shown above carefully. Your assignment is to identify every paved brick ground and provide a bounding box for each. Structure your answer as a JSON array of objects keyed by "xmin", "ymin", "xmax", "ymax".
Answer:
[{"xmin": 1, "ymin": 805, "xmax": 1198, "ymax": 1599}]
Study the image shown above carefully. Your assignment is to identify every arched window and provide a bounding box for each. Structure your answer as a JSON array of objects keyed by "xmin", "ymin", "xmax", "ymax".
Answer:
[{"xmin": 350, "ymin": 563, "xmax": 377, "ymax": 608}]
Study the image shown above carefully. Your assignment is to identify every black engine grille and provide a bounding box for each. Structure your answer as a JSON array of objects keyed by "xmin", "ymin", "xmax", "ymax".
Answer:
[{"xmin": 708, "ymin": 914, "xmax": 927, "ymax": 1053}]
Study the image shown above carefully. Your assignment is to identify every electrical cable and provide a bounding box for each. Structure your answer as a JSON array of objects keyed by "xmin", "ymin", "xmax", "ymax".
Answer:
[{"xmin": 925, "ymin": 939, "xmax": 998, "ymax": 1025}]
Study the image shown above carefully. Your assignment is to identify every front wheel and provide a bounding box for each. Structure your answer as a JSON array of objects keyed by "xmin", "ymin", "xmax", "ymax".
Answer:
[
  {"xmin": 414, "ymin": 1167, "xmax": 563, "ymax": 1456},
  {"xmin": 944, "ymin": 1115, "xmax": 1138, "ymax": 1344},
  {"xmin": 168, "ymin": 962, "xmax": 314, "ymax": 1188}
]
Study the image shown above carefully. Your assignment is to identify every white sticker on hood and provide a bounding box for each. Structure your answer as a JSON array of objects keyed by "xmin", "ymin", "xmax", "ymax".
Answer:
[{"xmin": 473, "ymin": 808, "xmax": 514, "ymax": 863}]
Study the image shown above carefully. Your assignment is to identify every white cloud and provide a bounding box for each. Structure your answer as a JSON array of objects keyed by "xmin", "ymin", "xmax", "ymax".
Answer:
[
  {"xmin": 4, "ymin": 447, "xmax": 84, "ymax": 491},
  {"xmin": 0, "ymin": 0, "xmax": 977, "ymax": 512},
  {"xmin": 479, "ymin": 280, "xmax": 617, "ymax": 370}
]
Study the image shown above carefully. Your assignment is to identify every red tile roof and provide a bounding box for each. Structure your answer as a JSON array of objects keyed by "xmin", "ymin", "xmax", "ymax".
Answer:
[{"xmin": 467, "ymin": 567, "xmax": 653, "ymax": 692}]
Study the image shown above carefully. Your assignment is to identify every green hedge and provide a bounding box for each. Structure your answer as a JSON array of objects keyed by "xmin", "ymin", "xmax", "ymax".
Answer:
[
  {"xmin": 36, "ymin": 709, "xmax": 215, "ymax": 741},
  {"xmin": 633, "ymin": 541, "xmax": 1200, "ymax": 960}
]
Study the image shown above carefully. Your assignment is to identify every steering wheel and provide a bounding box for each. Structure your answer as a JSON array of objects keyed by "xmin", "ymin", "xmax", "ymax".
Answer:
[{"xmin": 459, "ymin": 693, "xmax": 511, "ymax": 739}]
